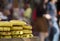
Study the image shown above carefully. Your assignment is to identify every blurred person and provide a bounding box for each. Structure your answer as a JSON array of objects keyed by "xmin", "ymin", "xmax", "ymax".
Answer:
[
  {"xmin": 12, "ymin": 0, "xmax": 25, "ymax": 20},
  {"xmin": 4, "ymin": 0, "xmax": 13, "ymax": 21},
  {"xmin": 7, "ymin": 5, "xmax": 13, "ymax": 20},
  {"xmin": 58, "ymin": 11, "xmax": 60, "ymax": 28},
  {"xmin": 13, "ymin": 7, "xmax": 20, "ymax": 20},
  {"xmin": 58, "ymin": 12, "xmax": 60, "ymax": 41},
  {"xmin": 57, "ymin": 1, "xmax": 60, "ymax": 26},
  {"xmin": 19, "ymin": 7, "xmax": 24, "ymax": 20},
  {"xmin": 5, "ymin": 5, "xmax": 13, "ymax": 21},
  {"xmin": 13, "ymin": 5, "xmax": 24, "ymax": 20},
  {"xmin": 23, "ymin": 2, "xmax": 32, "ymax": 24},
  {"xmin": 0, "ymin": 10, "xmax": 7, "ymax": 21},
  {"xmin": 3, "ymin": 9, "xmax": 11, "ymax": 21},
  {"xmin": 47, "ymin": 0, "xmax": 59, "ymax": 41},
  {"xmin": 13, "ymin": 7, "xmax": 24, "ymax": 20},
  {"xmin": 58, "ymin": 11, "xmax": 60, "ymax": 15},
  {"xmin": 13, "ymin": 0, "xmax": 20, "ymax": 20},
  {"xmin": 0, "ymin": 0, "xmax": 9, "ymax": 21},
  {"xmin": 32, "ymin": 3, "xmax": 38, "ymax": 36},
  {"xmin": 32, "ymin": 0, "xmax": 49, "ymax": 41}
]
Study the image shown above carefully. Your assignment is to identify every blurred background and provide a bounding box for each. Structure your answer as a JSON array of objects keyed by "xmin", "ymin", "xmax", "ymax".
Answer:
[{"xmin": 0, "ymin": 0, "xmax": 60, "ymax": 41}]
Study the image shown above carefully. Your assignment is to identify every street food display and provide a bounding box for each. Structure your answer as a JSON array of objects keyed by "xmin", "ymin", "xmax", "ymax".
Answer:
[{"xmin": 0, "ymin": 20, "xmax": 33, "ymax": 38}]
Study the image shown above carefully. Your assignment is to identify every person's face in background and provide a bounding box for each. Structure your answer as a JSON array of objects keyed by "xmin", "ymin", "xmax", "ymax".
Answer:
[
  {"xmin": 51, "ymin": 0, "xmax": 57, "ymax": 3},
  {"xmin": 44, "ymin": 0, "xmax": 48, "ymax": 3},
  {"xmin": 24, "ymin": 3, "xmax": 30, "ymax": 9},
  {"xmin": 54, "ymin": 0, "xmax": 57, "ymax": 3}
]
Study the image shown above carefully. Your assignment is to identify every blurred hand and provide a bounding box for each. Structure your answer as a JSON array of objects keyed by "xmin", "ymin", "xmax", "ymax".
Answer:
[
  {"xmin": 43, "ymin": 14, "xmax": 51, "ymax": 20},
  {"xmin": 58, "ymin": 11, "xmax": 60, "ymax": 15}
]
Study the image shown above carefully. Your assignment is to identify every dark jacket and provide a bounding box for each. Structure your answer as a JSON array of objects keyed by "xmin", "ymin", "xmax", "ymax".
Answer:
[{"xmin": 36, "ymin": 6, "xmax": 46, "ymax": 17}]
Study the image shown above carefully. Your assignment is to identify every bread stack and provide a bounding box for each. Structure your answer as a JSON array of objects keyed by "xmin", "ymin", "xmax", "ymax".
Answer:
[
  {"xmin": 10, "ymin": 20, "xmax": 26, "ymax": 38},
  {"xmin": 10, "ymin": 20, "xmax": 33, "ymax": 38},
  {"xmin": 0, "ymin": 20, "xmax": 33, "ymax": 38},
  {"xmin": 22, "ymin": 25, "xmax": 33, "ymax": 38},
  {"xmin": 0, "ymin": 21, "xmax": 12, "ymax": 39}
]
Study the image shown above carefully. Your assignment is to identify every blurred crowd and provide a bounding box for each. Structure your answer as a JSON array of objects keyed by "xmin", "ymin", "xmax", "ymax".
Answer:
[{"xmin": 0, "ymin": 0, "xmax": 60, "ymax": 41}]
